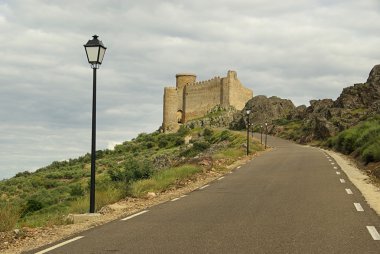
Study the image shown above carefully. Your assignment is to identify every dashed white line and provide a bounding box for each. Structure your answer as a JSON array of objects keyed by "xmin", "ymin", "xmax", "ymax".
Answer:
[
  {"xmin": 333, "ymin": 166, "xmax": 338, "ymax": 169},
  {"xmin": 354, "ymin": 203, "xmax": 364, "ymax": 212},
  {"xmin": 345, "ymin": 188, "xmax": 353, "ymax": 194},
  {"xmin": 366, "ymin": 226, "xmax": 380, "ymax": 240},
  {"xmin": 180, "ymin": 195, "xmax": 187, "ymax": 198},
  {"xmin": 340, "ymin": 179, "xmax": 346, "ymax": 183},
  {"xmin": 218, "ymin": 177, "xmax": 225, "ymax": 181},
  {"xmin": 35, "ymin": 236, "xmax": 84, "ymax": 254},
  {"xmin": 237, "ymin": 166, "xmax": 241, "ymax": 169},
  {"xmin": 331, "ymin": 162, "xmax": 335, "ymax": 165},
  {"xmin": 336, "ymin": 171, "xmax": 341, "ymax": 175},
  {"xmin": 199, "ymin": 184, "xmax": 210, "ymax": 190},
  {"xmin": 171, "ymin": 198, "xmax": 180, "ymax": 202},
  {"xmin": 121, "ymin": 210, "xmax": 149, "ymax": 221}
]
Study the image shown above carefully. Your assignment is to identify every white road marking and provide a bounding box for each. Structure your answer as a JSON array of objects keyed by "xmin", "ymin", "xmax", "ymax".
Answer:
[
  {"xmin": 218, "ymin": 177, "xmax": 225, "ymax": 181},
  {"xmin": 336, "ymin": 171, "xmax": 341, "ymax": 175},
  {"xmin": 171, "ymin": 198, "xmax": 180, "ymax": 202},
  {"xmin": 35, "ymin": 236, "xmax": 84, "ymax": 254},
  {"xmin": 329, "ymin": 159, "xmax": 332, "ymax": 162},
  {"xmin": 340, "ymin": 178, "xmax": 346, "ymax": 183},
  {"xmin": 331, "ymin": 162, "xmax": 335, "ymax": 165},
  {"xmin": 121, "ymin": 210, "xmax": 149, "ymax": 221},
  {"xmin": 366, "ymin": 226, "xmax": 380, "ymax": 240},
  {"xmin": 237, "ymin": 166, "xmax": 241, "ymax": 169},
  {"xmin": 354, "ymin": 203, "xmax": 364, "ymax": 212},
  {"xmin": 333, "ymin": 166, "xmax": 338, "ymax": 169},
  {"xmin": 180, "ymin": 195, "xmax": 187, "ymax": 198},
  {"xmin": 345, "ymin": 188, "xmax": 353, "ymax": 194},
  {"xmin": 199, "ymin": 184, "xmax": 210, "ymax": 190}
]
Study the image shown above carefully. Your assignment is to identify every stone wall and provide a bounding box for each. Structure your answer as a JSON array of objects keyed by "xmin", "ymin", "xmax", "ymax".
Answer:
[{"xmin": 183, "ymin": 77, "xmax": 223, "ymax": 122}]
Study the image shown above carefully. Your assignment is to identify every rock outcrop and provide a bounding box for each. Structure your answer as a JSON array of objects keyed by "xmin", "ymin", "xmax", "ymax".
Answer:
[
  {"xmin": 231, "ymin": 65, "xmax": 380, "ymax": 143},
  {"xmin": 230, "ymin": 96, "xmax": 296, "ymax": 129}
]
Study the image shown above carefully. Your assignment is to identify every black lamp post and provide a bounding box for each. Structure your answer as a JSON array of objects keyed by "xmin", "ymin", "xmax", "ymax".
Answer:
[
  {"xmin": 84, "ymin": 35, "xmax": 107, "ymax": 213},
  {"xmin": 246, "ymin": 109, "xmax": 251, "ymax": 155},
  {"xmin": 265, "ymin": 122, "xmax": 268, "ymax": 149}
]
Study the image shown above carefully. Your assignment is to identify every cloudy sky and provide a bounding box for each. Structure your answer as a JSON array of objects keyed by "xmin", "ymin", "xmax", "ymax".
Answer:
[{"xmin": 0, "ymin": 0, "xmax": 379, "ymax": 179}]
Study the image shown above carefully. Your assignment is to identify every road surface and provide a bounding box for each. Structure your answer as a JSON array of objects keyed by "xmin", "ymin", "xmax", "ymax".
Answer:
[{"xmin": 29, "ymin": 135, "xmax": 380, "ymax": 253}]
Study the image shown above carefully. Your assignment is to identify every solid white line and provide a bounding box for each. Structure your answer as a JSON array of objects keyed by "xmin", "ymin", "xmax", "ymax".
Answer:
[
  {"xmin": 121, "ymin": 210, "xmax": 149, "ymax": 221},
  {"xmin": 218, "ymin": 177, "xmax": 225, "ymax": 181},
  {"xmin": 340, "ymin": 178, "xmax": 346, "ymax": 183},
  {"xmin": 171, "ymin": 198, "xmax": 180, "ymax": 202},
  {"xmin": 345, "ymin": 188, "xmax": 353, "ymax": 194},
  {"xmin": 35, "ymin": 236, "xmax": 84, "ymax": 254},
  {"xmin": 354, "ymin": 203, "xmax": 364, "ymax": 212},
  {"xmin": 336, "ymin": 171, "xmax": 341, "ymax": 175},
  {"xmin": 199, "ymin": 184, "xmax": 210, "ymax": 190},
  {"xmin": 366, "ymin": 226, "xmax": 380, "ymax": 240}
]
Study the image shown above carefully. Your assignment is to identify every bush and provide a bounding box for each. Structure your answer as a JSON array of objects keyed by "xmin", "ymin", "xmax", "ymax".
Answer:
[
  {"xmin": 361, "ymin": 141, "xmax": 380, "ymax": 164},
  {"xmin": 69, "ymin": 184, "xmax": 85, "ymax": 197},
  {"xmin": 22, "ymin": 199, "xmax": 44, "ymax": 217},
  {"xmin": 125, "ymin": 157, "xmax": 153, "ymax": 183}
]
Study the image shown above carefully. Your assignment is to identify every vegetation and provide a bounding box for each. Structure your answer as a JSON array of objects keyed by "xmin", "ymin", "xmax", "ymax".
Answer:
[
  {"xmin": 325, "ymin": 117, "xmax": 380, "ymax": 164},
  {"xmin": 0, "ymin": 126, "xmax": 263, "ymax": 231}
]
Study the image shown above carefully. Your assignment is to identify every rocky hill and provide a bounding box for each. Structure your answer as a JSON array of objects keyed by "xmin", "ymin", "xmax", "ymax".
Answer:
[{"xmin": 231, "ymin": 64, "xmax": 380, "ymax": 143}]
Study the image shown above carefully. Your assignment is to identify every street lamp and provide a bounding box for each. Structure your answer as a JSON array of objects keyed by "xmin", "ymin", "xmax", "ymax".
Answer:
[
  {"xmin": 246, "ymin": 109, "xmax": 251, "ymax": 155},
  {"xmin": 84, "ymin": 35, "xmax": 107, "ymax": 213},
  {"xmin": 260, "ymin": 125, "xmax": 263, "ymax": 145},
  {"xmin": 265, "ymin": 122, "xmax": 268, "ymax": 149}
]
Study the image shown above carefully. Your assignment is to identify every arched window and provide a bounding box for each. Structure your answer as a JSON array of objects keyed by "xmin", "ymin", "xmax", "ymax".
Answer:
[{"xmin": 176, "ymin": 110, "xmax": 183, "ymax": 123}]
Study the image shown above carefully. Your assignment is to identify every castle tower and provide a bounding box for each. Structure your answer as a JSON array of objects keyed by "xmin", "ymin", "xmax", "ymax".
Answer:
[
  {"xmin": 162, "ymin": 87, "xmax": 179, "ymax": 132},
  {"xmin": 176, "ymin": 73, "xmax": 196, "ymax": 90}
]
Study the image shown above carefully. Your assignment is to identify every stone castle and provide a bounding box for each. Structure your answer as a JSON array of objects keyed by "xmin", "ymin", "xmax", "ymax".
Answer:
[{"xmin": 162, "ymin": 70, "xmax": 253, "ymax": 132}]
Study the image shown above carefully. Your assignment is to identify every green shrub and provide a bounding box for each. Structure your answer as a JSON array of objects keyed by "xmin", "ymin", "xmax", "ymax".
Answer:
[
  {"xmin": 22, "ymin": 199, "xmax": 44, "ymax": 217},
  {"xmin": 69, "ymin": 184, "xmax": 85, "ymax": 197},
  {"xmin": 361, "ymin": 141, "xmax": 380, "ymax": 163}
]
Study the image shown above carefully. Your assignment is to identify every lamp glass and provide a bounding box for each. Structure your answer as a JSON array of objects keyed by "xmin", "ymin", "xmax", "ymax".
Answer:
[
  {"xmin": 98, "ymin": 47, "xmax": 106, "ymax": 64},
  {"xmin": 85, "ymin": 46, "xmax": 100, "ymax": 63}
]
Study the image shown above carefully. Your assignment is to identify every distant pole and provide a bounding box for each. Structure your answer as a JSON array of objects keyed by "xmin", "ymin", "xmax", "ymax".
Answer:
[
  {"xmin": 265, "ymin": 122, "xmax": 268, "ymax": 149},
  {"xmin": 260, "ymin": 125, "xmax": 263, "ymax": 145},
  {"xmin": 246, "ymin": 109, "xmax": 251, "ymax": 156}
]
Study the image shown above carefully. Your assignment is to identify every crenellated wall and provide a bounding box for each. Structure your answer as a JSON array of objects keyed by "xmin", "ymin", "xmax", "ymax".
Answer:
[
  {"xmin": 162, "ymin": 70, "xmax": 253, "ymax": 132},
  {"xmin": 183, "ymin": 77, "xmax": 223, "ymax": 122}
]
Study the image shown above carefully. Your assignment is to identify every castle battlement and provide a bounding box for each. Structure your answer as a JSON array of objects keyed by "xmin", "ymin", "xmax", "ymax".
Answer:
[{"xmin": 162, "ymin": 70, "xmax": 253, "ymax": 132}]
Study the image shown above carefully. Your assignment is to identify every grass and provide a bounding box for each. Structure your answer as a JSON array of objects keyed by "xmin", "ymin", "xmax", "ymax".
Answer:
[
  {"xmin": 0, "ymin": 203, "xmax": 20, "ymax": 231},
  {"xmin": 130, "ymin": 165, "xmax": 202, "ymax": 198}
]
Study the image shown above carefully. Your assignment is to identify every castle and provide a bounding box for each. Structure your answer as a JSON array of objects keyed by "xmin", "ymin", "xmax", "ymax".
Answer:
[{"xmin": 162, "ymin": 70, "xmax": 253, "ymax": 132}]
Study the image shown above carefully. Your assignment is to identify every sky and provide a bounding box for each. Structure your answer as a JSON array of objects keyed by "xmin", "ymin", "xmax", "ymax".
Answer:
[{"xmin": 0, "ymin": 0, "xmax": 379, "ymax": 180}]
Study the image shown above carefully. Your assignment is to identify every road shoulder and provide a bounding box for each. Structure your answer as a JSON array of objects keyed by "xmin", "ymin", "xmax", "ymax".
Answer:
[{"xmin": 323, "ymin": 148, "xmax": 380, "ymax": 216}]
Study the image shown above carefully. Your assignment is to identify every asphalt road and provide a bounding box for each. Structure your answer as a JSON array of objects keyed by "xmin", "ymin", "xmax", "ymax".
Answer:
[{"xmin": 29, "ymin": 135, "xmax": 380, "ymax": 254}]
